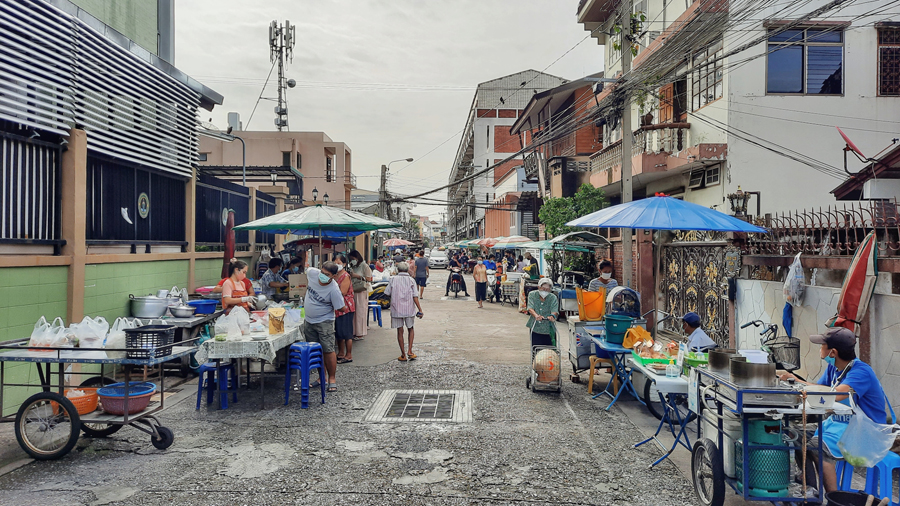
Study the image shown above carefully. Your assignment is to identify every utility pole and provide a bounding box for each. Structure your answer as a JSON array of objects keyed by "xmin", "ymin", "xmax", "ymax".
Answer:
[
  {"xmin": 620, "ymin": 1, "xmax": 634, "ymax": 288},
  {"xmin": 379, "ymin": 164, "xmax": 390, "ymax": 220}
]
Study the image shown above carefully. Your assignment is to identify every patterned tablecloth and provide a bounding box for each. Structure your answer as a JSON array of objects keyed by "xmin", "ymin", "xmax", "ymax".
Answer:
[{"xmin": 194, "ymin": 326, "xmax": 302, "ymax": 364}]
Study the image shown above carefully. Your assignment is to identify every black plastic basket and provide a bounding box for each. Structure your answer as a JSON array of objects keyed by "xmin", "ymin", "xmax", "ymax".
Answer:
[
  {"xmin": 766, "ymin": 335, "xmax": 801, "ymax": 371},
  {"xmin": 124, "ymin": 325, "xmax": 176, "ymax": 359}
]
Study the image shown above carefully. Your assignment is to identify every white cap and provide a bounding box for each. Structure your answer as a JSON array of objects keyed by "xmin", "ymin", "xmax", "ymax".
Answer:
[{"xmin": 538, "ymin": 278, "xmax": 552, "ymax": 288}]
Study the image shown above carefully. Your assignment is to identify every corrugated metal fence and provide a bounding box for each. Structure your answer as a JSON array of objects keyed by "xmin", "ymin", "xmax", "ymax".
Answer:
[{"xmin": 0, "ymin": 130, "xmax": 62, "ymax": 246}]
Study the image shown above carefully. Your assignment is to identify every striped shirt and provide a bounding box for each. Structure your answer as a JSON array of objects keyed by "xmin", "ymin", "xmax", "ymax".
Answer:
[{"xmin": 384, "ymin": 272, "xmax": 418, "ymax": 318}]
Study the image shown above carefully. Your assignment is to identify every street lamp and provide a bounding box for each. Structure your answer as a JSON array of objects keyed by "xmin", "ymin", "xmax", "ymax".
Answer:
[
  {"xmin": 387, "ymin": 157, "xmax": 414, "ymax": 170},
  {"xmin": 312, "ymin": 187, "xmax": 319, "ymax": 202},
  {"xmin": 270, "ymin": 170, "xmax": 277, "ymax": 185},
  {"xmin": 323, "ymin": 193, "xmax": 329, "ymax": 205}
]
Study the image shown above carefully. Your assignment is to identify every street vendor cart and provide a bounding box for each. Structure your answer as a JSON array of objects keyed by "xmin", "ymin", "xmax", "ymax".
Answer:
[{"xmin": 0, "ymin": 335, "xmax": 196, "ymax": 460}]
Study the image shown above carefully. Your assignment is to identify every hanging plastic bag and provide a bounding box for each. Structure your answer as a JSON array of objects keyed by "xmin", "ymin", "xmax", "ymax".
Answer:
[
  {"xmin": 837, "ymin": 395, "xmax": 900, "ymax": 468},
  {"xmin": 28, "ymin": 316, "xmax": 51, "ymax": 348},
  {"xmin": 783, "ymin": 253, "xmax": 805, "ymax": 307}
]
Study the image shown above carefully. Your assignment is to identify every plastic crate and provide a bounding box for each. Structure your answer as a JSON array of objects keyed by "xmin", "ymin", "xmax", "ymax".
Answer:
[
  {"xmin": 123, "ymin": 325, "xmax": 175, "ymax": 359},
  {"xmin": 632, "ymin": 354, "xmax": 672, "ymax": 367}
]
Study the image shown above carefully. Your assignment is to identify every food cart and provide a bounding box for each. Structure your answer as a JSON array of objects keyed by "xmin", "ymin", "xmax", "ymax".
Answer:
[{"xmin": 0, "ymin": 335, "xmax": 196, "ymax": 460}]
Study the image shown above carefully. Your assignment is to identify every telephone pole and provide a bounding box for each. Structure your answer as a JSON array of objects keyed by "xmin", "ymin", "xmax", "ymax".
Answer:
[
  {"xmin": 620, "ymin": 1, "xmax": 634, "ymax": 288},
  {"xmin": 379, "ymin": 164, "xmax": 390, "ymax": 221}
]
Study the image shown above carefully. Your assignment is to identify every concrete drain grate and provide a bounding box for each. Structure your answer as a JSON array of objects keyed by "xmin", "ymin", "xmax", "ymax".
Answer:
[{"xmin": 364, "ymin": 390, "xmax": 472, "ymax": 423}]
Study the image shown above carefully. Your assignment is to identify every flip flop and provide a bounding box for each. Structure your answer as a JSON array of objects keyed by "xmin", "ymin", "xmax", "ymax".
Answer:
[
  {"xmin": 398, "ymin": 356, "xmax": 407, "ymax": 362},
  {"xmin": 352, "ymin": 337, "xmax": 365, "ymax": 341},
  {"xmin": 407, "ymin": 353, "xmax": 417, "ymax": 360},
  {"xmin": 337, "ymin": 358, "xmax": 352, "ymax": 364},
  {"xmin": 327, "ymin": 383, "xmax": 337, "ymax": 392}
]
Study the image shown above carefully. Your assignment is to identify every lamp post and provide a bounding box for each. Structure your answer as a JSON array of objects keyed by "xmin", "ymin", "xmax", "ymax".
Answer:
[
  {"xmin": 323, "ymin": 193, "xmax": 329, "ymax": 206},
  {"xmin": 312, "ymin": 187, "xmax": 319, "ymax": 203},
  {"xmin": 380, "ymin": 157, "xmax": 413, "ymax": 220}
]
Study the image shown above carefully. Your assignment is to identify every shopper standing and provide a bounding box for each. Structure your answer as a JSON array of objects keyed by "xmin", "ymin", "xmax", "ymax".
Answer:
[
  {"xmin": 347, "ymin": 250, "xmax": 372, "ymax": 342},
  {"xmin": 332, "ymin": 254, "xmax": 356, "ymax": 364},
  {"xmin": 302, "ymin": 263, "xmax": 344, "ymax": 392},
  {"xmin": 473, "ymin": 258, "xmax": 487, "ymax": 308},
  {"xmin": 384, "ymin": 262, "xmax": 423, "ymax": 362}
]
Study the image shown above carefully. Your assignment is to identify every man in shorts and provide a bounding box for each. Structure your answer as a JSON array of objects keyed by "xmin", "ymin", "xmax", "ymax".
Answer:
[
  {"xmin": 384, "ymin": 262, "xmax": 423, "ymax": 362},
  {"xmin": 414, "ymin": 250, "xmax": 429, "ymax": 298},
  {"xmin": 301, "ymin": 262, "xmax": 345, "ymax": 392}
]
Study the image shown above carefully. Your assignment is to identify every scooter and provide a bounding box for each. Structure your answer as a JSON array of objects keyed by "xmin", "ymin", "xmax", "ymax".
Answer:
[
  {"xmin": 449, "ymin": 267, "xmax": 463, "ymax": 297},
  {"xmin": 485, "ymin": 269, "xmax": 496, "ymax": 300}
]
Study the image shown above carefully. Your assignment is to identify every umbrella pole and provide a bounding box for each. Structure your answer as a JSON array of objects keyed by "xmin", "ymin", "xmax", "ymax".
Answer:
[{"xmin": 319, "ymin": 227, "xmax": 323, "ymax": 266}]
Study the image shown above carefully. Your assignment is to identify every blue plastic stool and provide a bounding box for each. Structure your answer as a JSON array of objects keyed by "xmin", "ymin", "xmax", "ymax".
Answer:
[
  {"xmin": 195, "ymin": 361, "xmax": 237, "ymax": 409},
  {"xmin": 837, "ymin": 451, "xmax": 900, "ymax": 503},
  {"xmin": 285, "ymin": 342, "xmax": 326, "ymax": 408},
  {"xmin": 368, "ymin": 303, "xmax": 382, "ymax": 327}
]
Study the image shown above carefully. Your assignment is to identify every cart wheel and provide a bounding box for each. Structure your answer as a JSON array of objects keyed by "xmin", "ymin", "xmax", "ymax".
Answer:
[
  {"xmin": 14, "ymin": 392, "xmax": 81, "ymax": 460},
  {"xmin": 691, "ymin": 438, "xmax": 725, "ymax": 506},
  {"xmin": 79, "ymin": 376, "xmax": 116, "ymax": 388},
  {"xmin": 570, "ymin": 374, "xmax": 581, "ymax": 384},
  {"xmin": 151, "ymin": 426, "xmax": 174, "ymax": 450},
  {"xmin": 642, "ymin": 377, "xmax": 697, "ymax": 424}
]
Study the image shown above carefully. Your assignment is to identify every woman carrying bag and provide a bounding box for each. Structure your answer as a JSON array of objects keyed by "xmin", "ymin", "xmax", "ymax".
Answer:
[{"xmin": 348, "ymin": 250, "xmax": 373, "ymax": 341}]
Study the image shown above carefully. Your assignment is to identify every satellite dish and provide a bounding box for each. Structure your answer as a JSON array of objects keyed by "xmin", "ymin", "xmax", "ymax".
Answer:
[
  {"xmin": 837, "ymin": 127, "xmax": 865, "ymax": 159},
  {"xmin": 287, "ymin": 79, "xmax": 296, "ymax": 88}
]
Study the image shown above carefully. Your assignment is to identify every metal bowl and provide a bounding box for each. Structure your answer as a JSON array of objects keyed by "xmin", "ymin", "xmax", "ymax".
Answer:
[{"xmin": 170, "ymin": 305, "xmax": 196, "ymax": 318}]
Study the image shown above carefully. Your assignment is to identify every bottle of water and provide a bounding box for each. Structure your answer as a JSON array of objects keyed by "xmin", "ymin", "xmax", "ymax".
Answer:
[{"xmin": 666, "ymin": 359, "xmax": 679, "ymax": 378}]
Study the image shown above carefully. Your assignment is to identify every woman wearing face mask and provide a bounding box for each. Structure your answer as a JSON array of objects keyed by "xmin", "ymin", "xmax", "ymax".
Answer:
[
  {"xmin": 332, "ymin": 254, "xmax": 356, "ymax": 364},
  {"xmin": 347, "ymin": 250, "xmax": 372, "ymax": 341},
  {"xmin": 525, "ymin": 278, "xmax": 559, "ymax": 346},
  {"xmin": 588, "ymin": 260, "xmax": 618, "ymax": 293},
  {"xmin": 287, "ymin": 257, "xmax": 304, "ymax": 275}
]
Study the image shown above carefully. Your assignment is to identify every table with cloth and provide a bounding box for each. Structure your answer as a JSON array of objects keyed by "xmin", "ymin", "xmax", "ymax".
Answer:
[{"xmin": 195, "ymin": 326, "xmax": 303, "ymax": 409}]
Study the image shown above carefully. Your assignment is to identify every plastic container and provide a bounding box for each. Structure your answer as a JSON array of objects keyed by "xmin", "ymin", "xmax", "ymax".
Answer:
[
  {"xmin": 186, "ymin": 299, "xmax": 218, "ymax": 314},
  {"xmin": 804, "ymin": 384, "xmax": 836, "ymax": 408},
  {"xmin": 604, "ymin": 315, "xmax": 633, "ymax": 344},
  {"xmin": 666, "ymin": 360, "xmax": 680, "ymax": 378},
  {"xmin": 52, "ymin": 388, "xmax": 100, "ymax": 415},
  {"xmin": 97, "ymin": 382, "xmax": 157, "ymax": 415},
  {"xmin": 123, "ymin": 325, "xmax": 175, "ymax": 359}
]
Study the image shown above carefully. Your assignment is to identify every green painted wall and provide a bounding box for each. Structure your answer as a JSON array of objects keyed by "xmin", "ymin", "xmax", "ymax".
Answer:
[
  {"xmin": 83, "ymin": 260, "xmax": 189, "ymax": 322},
  {"xmin": 69, "ymin": 0, "xmax": 159, "ymax": 55},
  {"xmin": 0, "ymin": 266, "xmax": 68, "ymax": 417},
  {"xmin": 195, "ymin": 256, "xmax": 255, "ymax": 288}
]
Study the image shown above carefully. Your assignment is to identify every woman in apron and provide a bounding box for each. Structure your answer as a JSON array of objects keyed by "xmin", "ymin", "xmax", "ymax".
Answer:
[{"xmin": 221, "ymin": 260, "xmax": 256, "ymax": 314}]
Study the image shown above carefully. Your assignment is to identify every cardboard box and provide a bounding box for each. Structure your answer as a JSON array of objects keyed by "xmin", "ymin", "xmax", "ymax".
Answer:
[{"xmin": 289, "ymin": 273, "xmax": 308, "ymax": 299}]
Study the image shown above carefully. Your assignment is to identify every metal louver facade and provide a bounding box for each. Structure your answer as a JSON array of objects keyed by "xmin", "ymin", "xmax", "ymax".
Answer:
[{"xmin": 0, "ymin": 0, "xmax": 205, "ymax": 178}]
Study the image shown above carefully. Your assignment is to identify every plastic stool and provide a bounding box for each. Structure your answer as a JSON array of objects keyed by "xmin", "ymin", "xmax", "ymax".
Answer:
[
  {"xmin": 836, "ymin": 451, "xmax": 900, "ymax": 503},
  {"xmin": 196, "ymin": 361, "xmax": 237, "ymax": 410},
  {"xmin": 368, "ymin": 303, "xmax": 382, "ymax": 327},
  {"xmin": 285, "ymin": 342, "xmax": 326, "ymax": 408}
]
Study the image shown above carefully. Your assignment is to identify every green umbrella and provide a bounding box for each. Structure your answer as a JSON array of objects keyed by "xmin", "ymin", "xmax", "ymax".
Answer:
[{"xmin": 519, "ymin": 240, "xmax": 590, "ymax": 252}]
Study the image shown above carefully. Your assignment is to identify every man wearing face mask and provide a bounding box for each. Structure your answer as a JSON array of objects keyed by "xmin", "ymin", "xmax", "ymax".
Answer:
[
  {"xmin": 780, "ymin": 327, "xmax": 889, "ymax": 493},
  {"xmin": 588, "ymin": 260, "xmax": 618, "ymax": 292},
  {"xmin": 259, "ymin": 257, "xmax": 289, "ymax": 297},
  {"xmin": 525, "ymin": 278, "xmax": 559, "ymax": 346},
  {"xmin": 301, "ymin": 262, "xmax": 345, "ymax": 393}
]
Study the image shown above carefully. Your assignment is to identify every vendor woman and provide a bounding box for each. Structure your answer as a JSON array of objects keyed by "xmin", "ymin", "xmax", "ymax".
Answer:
[
  {"xmin": 525, "ymin": 278, "xmax": 559, "ymax": 346},
  {"xmin": 779, "ymin": 327, "xmax": 889, "ymax": 493},
  {"xmin": 221, "ymin": 260, "xmax": 257, "ymax": 314},
  {"xmin": 588, "ymin": 259, "xmax": 617, "ymax": 292}
]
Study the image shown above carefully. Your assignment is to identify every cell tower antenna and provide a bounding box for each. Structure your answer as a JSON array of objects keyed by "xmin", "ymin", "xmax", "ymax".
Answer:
[{"xmin": 269, "ymin": 20, "xmax": 296, "ymax": 131}]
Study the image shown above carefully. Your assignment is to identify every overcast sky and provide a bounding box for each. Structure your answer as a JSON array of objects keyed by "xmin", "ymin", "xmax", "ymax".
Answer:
[{"xmin": 175, "ymin": 0, "xmax": 603, "ymax": 218}]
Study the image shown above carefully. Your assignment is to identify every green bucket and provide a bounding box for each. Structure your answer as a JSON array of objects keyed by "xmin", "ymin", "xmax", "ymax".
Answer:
[{"xmin": 604, "ymin": 315, "xmax": 634, "ymax": 344}]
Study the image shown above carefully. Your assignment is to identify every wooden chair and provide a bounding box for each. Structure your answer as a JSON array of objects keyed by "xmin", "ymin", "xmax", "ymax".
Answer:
[{"xmin": 588, "ymin": 355, "xmax": 619, "ymax": 395}]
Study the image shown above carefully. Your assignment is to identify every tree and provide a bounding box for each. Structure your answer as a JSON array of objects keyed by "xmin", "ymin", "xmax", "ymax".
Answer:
[{"xmin": 538, "ymin": 184, "xmax": 608, "ymax": 238}]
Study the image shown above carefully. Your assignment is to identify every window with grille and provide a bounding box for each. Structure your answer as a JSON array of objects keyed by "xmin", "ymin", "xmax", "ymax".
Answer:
[
  {"xmin": 879, "ymin": 27, "xmax": 900, "ymax": 96},
  {"xmin": 705, "ymin": 166, "xmax": 720, "ymax": 186},
  {"xmin": 692, "ymin": 40, "xmax": 724, "ymax": 110},
  {"xmin": 326, "ymin": 157, "xmax": 334, "ymax": 182},
  {"xmin": 766, "ymin": 27, "xmax": 843, "ymax": 95}
]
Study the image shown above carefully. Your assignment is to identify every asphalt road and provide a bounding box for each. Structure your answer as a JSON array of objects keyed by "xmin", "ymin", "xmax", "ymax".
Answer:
[{"xmin": 0, "ymin": 273, "xmax": 704, "ymax": 505}]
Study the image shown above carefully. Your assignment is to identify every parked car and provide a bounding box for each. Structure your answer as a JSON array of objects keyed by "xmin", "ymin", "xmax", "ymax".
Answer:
[{"xmin": 428, "ymin": 249, "xmax": 449, "ymax": 269}]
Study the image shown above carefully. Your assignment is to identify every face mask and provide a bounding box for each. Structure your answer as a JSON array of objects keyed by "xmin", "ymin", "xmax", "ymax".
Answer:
[
  {"xmin": 601, "ymin": 272, "xmax": 612, "ymax": 280},
  {"xmin": 539, "ymin": 290, "xmax": 549, "ymax": 299},
  {"xmin": 292, "ymin": 266, "xmax": 300, "ymax": 273},
  {"xmin": 477, "ymin": 261, "xmax": 483, "ymax": 265},
  {"xmin": 350, "ymin": 260, "xmax": 357, "ymax": 266},
  {"xmin": 824, "ymin": 354, "xmax": 836, "ymax": 367},
  {"xmin": 318, "ymin": 273, "xmax": 331, "ymax": 284}
]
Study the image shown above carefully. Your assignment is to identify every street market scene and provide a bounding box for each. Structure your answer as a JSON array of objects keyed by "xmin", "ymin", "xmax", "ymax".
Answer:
[{"xmin": 1, "ymin": 1, "xmax": 900, "ymax": 505}]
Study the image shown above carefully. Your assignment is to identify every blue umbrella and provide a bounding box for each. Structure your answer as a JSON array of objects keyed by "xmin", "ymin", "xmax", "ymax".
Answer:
[{"xmin": 566, "ymin": 195, "xmax": 768, "ymax": 233}]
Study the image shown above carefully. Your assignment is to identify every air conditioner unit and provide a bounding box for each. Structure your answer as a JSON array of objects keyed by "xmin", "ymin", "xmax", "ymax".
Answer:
[{"xmin": 688, "ymin": 170, "xmax": 705, "ymax": 189}]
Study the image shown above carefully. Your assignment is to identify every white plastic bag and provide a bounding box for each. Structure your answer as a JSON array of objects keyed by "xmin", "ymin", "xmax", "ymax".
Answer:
[
  {"xmin": 783, "ymin": 253, "xmax": 805, "ymax": 307},
  {"xmin": 215, "ymin": 314, "xmax": 241, "ymax": 340},
  {"xmin": 73, "ymin": 316, "xmax": 109, "ymax": 348},
  {"xmin": 837, "ymin": 395, "xmax": 900, "ymax": 467},
  {"xmin": 284, "ymin": 308, "xmax": 303, "ymax": 329},
  {"xmin": 104, "ymin": 317, "xmax": 132, "ymax": 358},
  {"xmin": 28, "ymin": 316, "xmax": 51, "ymax": 347},
  {"xmin": 47, "ymin": 318, "xmax": 73, "ymax": 348},
  {"xmin": 230, "ymin": 306, "xmax": 250, "ymax": 335}
]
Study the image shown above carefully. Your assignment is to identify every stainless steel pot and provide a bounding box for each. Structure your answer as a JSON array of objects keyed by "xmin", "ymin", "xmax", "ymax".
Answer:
[
  {"xmin": 708, "ymin": 348, "xmax": 740, "ymax": 375},
  {"xmin": 129, "ymin": 294, "xmax": 169, "ymax": 318},
  {"xmin": 170, "ymin": 305, "xmax": 196, "ymax": 318},
  {"xmin": 730, "ymin": 358, "xmax": 777, "ymax": 388}
]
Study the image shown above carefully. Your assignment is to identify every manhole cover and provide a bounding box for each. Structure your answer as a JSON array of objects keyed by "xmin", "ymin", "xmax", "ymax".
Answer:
[{"xmin": 364, "ymin": 390, "xmax": 472, "ymax": 423}]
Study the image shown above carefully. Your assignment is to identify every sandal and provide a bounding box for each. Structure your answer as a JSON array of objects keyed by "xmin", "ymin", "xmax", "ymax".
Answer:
[
  {"xmin": 326, "ymin": 383, "xmax": 337, "ymax": 392},
  {"xmin": 398, "ymin": 356, "xmax": 407, "ymax": 362},
  {"xmin": 407, "ymin": 353, "xmax": 417, "ymax": 360},
  {"xmin": 352, "ymin": 336, "xmax": 365, "ymax": 341},
  {"xmin": 337, "ymin": 358, "xmax": 352, "ymax": 364}
]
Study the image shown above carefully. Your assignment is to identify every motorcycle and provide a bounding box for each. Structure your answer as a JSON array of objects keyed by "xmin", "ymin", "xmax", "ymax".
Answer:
[
  {"xmin": 485, "ymin": 269, "xmax": 497, "ymax": 300},
  {"xmin": 368, "ymin": 281, "xmax": 391, "ymax": 309},
  {"xmin": 449, "ymin": 267, "xmax": 463, "ymax": 297}
]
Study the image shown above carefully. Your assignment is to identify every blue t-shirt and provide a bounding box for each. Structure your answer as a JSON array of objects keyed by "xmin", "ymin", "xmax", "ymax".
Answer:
[
  {"xmin": 484, "ymin": 260, "xmax": 496, "ymax": 270},
  {"xmin": 817, "ymin": 359, "xmax": 887, "ymax": 423}
]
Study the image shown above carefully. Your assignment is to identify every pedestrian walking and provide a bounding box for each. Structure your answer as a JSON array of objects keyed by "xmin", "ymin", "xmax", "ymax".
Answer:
[
  {"xmin": 384, "ymin": 262, "xmax": 423, "ymax": 362},
  {"xmin": 526, "ymin": 278, "xmax": 559, "ymax": 346},
  {"xmin": 414, "ymin": 250, "xmax": 429, "ymax": 298},
  {"xmin": 301, "ymin": 262, "xmax": 344, "ymax": 392},
  {"xmin": 347, "ymin": 250, "xmax": 372, "ymax": 342},
  {"xmin": 332, "ymin": 254, "xmax": 356, "ymax": 364},
  {"xmin": 473, "ymin": 257, "xmax": 487, "ymax": 308}
]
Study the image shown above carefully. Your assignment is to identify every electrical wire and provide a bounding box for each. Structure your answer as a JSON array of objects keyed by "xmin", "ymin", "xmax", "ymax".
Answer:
[{"xmin": 244, "ymin": 60, "xmax": 278, "ymax": 130}]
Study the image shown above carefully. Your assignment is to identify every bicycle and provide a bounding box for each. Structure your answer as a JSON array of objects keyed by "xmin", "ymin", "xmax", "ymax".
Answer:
[{"xmin": 739, "ymin": 320, "xmax": 803, "ymax": 380}]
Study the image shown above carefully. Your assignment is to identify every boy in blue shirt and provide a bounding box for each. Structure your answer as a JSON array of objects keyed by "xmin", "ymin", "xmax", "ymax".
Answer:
[{"xmin": 780, "ymin": 327, "xmax": 889, "ymax": 493}]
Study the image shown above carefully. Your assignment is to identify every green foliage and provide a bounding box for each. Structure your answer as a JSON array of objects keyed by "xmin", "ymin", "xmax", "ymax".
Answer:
[{"xmin": 538, "ymin": 184, "xmax": 608, "ymax": 239}]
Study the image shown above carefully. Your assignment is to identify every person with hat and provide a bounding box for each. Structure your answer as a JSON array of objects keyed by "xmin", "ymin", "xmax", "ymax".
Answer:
[
  {"xmin": 681, "ymin": 312, "xmax": 717, "ymax": 351},
  {"xmin": 779, "ymin": 327, "xmax": 889, "ymax": 493},
  {"xmin": 525, "ymin": 278, "xmax": 559, "ymax": 346}
]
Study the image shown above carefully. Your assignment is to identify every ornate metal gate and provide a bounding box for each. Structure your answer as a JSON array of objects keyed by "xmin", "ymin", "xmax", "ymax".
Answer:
[{"xmin": 662, "ymin": 237, "xmax": 729, "ymax": 347}]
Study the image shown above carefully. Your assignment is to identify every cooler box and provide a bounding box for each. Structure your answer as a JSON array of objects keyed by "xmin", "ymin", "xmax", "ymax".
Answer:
[
  {"xmin": 559, "ymin": 289, "xmax": 578, "ymax": 313},
  {"xmin": 567, "ymin": 317, "xmax": 594, "ymax": 371}
]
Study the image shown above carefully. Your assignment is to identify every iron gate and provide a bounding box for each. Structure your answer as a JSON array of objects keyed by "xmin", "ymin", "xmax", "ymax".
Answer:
[{"xmin": 661, "ymin": 239, "xmax": 729, "ymax": 347}]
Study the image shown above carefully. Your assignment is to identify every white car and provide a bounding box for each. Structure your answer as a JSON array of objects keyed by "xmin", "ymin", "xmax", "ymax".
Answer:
[{"xmin": 428, "ymin": 250, "xmax": 448, "ymax": 269}]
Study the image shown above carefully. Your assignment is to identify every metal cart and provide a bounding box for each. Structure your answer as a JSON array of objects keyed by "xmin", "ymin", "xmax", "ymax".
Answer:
[
  {"xmin": 500, "ymin": 280, "xmax": 520, "ymax": 306},
  {"xmin": 525, "ymin": 324, "xmax": 561, "ymax": 394},
  {"xmin": 0, "ymin": 338, "xmax": 197, "ymax": 460},
  {"xmin": 691, "ymin": 368, "xmax": 843, "ymax": 506}
]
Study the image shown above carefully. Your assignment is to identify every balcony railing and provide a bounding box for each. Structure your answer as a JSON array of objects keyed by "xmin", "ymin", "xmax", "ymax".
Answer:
[
  {"xmin": 344, "ymin": 171, "xmax": 357, "ymax": 187},
  {"xmin": 591, "ymin": 123, "xmax": 691, "ymax": 174}
]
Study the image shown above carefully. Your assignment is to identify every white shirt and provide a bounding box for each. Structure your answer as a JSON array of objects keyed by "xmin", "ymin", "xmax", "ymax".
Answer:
[{"xmin": 686, "ymin": 327, "xmax": 717, "ymax": 351}]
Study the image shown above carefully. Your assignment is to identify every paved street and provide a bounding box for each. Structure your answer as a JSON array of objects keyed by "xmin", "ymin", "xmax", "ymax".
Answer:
[{"xmin": 0, "ymin": 274, "xmax": 705, "ymax": 506}]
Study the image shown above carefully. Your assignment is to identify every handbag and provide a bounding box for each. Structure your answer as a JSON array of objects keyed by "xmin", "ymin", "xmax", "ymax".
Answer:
[{"xmin": 351, "ymin": 266, "xmax": 368, "ymax": 293}]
